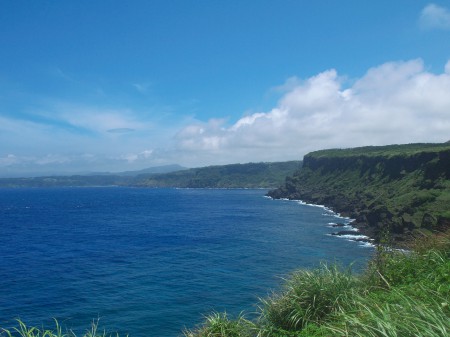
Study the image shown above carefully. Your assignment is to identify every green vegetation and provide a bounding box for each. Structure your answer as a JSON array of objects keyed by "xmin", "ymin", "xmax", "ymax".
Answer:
[
  {"xmin": 182, "ymin": 313, "xmax": 253, "ymax": 337},
  {"xmin": 256, "ymin": 264, "xmax": 359, "ymax": 335},
  {"xmin": 0, "ymin": 319, "xmax": 121, "ymax": 337},
  {"xmin": 0, "ymin": 161, "xmax": 300, "ymax": 189},
  {"xmin": 0, "ymin": 175, "xmax": 132, "ymax": 188},
  {"xmin": 135, "ymin": 161, "xmax": 301, "ymax": 188},
  {"xmin": 268, "ymin": 142, "xmax": 450, "ymax": 244},
  {"xmin": 182, "ymin": 231, "xmax": 449, "ymax": 337},
  {"xmin": 307, "ymin": 142, "xmax": 450, "ymax": 159}
]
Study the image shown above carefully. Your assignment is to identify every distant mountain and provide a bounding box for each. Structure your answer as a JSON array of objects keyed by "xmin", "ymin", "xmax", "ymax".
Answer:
[
  {"xmin": 110, "ymin": 164, "xmax": 187, "ymax": 176},
  {"xmin": 0, "ymin": 164, "xmax": 186, "ymax": 187},
  {"xmin": 0, "ymin": 161, "xmax": 300, "ymax": 188}
]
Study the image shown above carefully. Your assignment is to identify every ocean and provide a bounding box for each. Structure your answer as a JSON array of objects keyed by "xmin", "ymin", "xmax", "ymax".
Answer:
[{"xmin": 0, "ymin": 187, "xmax": 374, "ymax": 336}]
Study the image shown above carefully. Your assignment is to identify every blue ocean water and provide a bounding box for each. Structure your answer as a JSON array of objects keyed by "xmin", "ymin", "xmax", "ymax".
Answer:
[{"xmin": 0, "ymin": 188, "xmax": 373, "ymax": 336}]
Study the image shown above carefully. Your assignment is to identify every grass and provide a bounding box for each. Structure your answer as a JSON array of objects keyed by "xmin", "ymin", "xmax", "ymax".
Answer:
[
  {"xmin": 257, "ymin": 264, "xmax": 359, "ymax": 332},
  {"xmin": 325, "ymin": 232, "xmax": 450, "ymax": 337},
  {"xmin": 184, "ymin": 230, "xmax": 450, "ymax": 337},
  {"xmin": 328, "ymin": 287, "xmax": 449, "ymax": 337},
  {"xmin": 182, "ymin": 313, "xmax": 253, "ymax": 337},
  {"xmin": 0, "ymin": 320, "xmax": 122, "ymax": 337},
  {"xmin": 3, "ymin": 231, "xmax": 449, "ymax": 337}
]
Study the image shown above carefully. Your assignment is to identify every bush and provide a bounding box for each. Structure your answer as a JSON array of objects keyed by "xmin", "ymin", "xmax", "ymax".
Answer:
[
  {"xmin": 182, "ymin": 312, "xmax": 253, "ymax": 337},
  {"xmin": 258, "ymin": 264, "xmax": 360, "ymax": 332}
]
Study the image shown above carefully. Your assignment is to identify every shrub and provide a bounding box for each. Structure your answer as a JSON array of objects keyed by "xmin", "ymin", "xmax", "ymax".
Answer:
[
  {"xmin": 182, "ymin": 312, "xmax": 253, "ymax": 337},
  {"xmin": 258, "ymin": 264, "xmax": 360, "ymax": 332}
]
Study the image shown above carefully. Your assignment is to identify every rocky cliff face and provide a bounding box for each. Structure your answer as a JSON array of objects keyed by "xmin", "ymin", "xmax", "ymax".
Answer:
[{"xmin": 268, "ymin": 143, "xmax": 450, "ymax": 244}]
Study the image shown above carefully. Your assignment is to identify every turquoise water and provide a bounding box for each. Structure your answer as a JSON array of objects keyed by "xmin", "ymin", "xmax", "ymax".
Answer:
[{"xmin": 0, "ymin": 188, "xmax": 373, "ymax": 336}]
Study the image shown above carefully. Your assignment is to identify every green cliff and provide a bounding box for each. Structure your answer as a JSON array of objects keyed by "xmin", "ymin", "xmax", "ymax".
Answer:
[{"xmin": 268, "ymin": 143, "xmax": 450, "ymax": 244}]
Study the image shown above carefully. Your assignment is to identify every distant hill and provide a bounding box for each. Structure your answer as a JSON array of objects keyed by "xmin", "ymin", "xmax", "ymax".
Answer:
[
  {"xmin": 0, "ymin": 161, "xmax": 301, "ymax": 188},
  {"xmin": 0, "ymin": 164, "xmax": 186, "ymax": 188},
  {"xmin": 0, "ymin": 174, "xmax": 131, "ymax": 188},
  {"xmin": 268, "ymin": 143, "xmax": 450, "ymax": 244},
  {"xmin": 134, "ymin": 161, "xmax": 301, "ymax": 188},
  {"xmin": 110, "ymin": 164, "xmax": 187, "ymax": 176}
]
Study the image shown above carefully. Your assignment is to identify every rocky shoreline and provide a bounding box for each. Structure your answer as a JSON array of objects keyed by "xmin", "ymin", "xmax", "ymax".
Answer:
[
  {"xmin": 266, "ymin": 182, "xmax": 435, "ymax": 248},
  {"xmin": 278, "ymin": 197, "xmax": 377, "ymax": 246},
  {"xmin": 268, "ymin": 190, "xmax": 383, "ymax": 244},
  {"xmin": 328, "ymin": 223, "xmax": 375, "ymax": 246}
]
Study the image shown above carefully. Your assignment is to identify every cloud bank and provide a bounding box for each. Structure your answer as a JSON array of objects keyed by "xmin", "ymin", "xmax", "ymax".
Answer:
[{"xmin": 173, "ymin": 59, "xmax": 450, "ymax": 166}]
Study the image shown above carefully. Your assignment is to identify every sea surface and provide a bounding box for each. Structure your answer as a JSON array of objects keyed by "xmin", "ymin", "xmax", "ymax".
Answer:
[{"xmin": 0, "ymin": 188, "xmax": 374, "ymax": 337}]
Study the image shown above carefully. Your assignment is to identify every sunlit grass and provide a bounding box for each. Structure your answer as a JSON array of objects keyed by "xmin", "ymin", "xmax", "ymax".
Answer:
[
  {"xmin": 327, "ymin": 287, "xmax": 449, "ymax": 337},
  {"xmin": 257, "ymin": 264, "xmax": 359, "ymax": 332},
  {"xmin": 0, "ymin": 320, "xmax": 123, "ymax": 337},
  {"xmin": 182, "ymin": 312, "xmax": 253, "ymax": 337}
]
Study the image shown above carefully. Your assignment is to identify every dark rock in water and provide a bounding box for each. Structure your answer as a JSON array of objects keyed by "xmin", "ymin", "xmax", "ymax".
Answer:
[
  {"xmin": 353, "ymin": 237, "xmax": 373, "ymax": 243},
  {"xmin": 332, "ymin": 230, "xmax": 363, "ymax": 236},
  {"xmin": 332, "ymin": 223, "xmax": 346, "ymax": 227}
]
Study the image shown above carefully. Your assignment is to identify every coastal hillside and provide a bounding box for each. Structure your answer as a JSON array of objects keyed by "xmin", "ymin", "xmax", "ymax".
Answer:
[
  {"xmin": 0, "ymin": 161, "xmax": 300, "ymax": 188},
  {"xmin": 268, "ymin": 143, "xmax": 450, "ymax": 244},
  {"xmin": 134, "ymin": 161, "xmax": 301, "ymax": 188}
]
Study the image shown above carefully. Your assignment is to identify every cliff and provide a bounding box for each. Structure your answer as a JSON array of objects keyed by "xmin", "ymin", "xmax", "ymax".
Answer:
[{"xmin": 268, "ymin": 143, "xmax": 450, "ymax": 244}]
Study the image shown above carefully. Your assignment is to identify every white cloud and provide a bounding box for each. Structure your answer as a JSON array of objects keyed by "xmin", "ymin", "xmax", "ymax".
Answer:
[
  {"xmin": 0, "ymin": 104, "xmax": 169, "ymax": 175},
  {"xmin": 174, "ymin": 59, "xmax": 450, "ymax": 166},
  {"xmin": 445, "ymin": 60, "xmax": 450, "ymax": 74},
  {"xmin": 121, "ymin": 149, "xmax": 154, "ymax": 163},
  {"xmin": 2, "ymin": 59, "xmax": 450, "ymax": 176},
  {"xmin": 420, "ymin": 3, "xmax": 450, "ymax": 30},
  {"xmin": 0, "ymin": 154, "xmax": 18, "ymax": 166}
]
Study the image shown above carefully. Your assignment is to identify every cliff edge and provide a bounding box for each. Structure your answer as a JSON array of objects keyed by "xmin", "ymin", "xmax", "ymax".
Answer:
[{"xmin": 268, "ymin": 143, "xmax": 450, "ymax": 244}]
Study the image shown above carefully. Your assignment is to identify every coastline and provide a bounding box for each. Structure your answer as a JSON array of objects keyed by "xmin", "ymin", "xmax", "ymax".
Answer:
[
  {"xmin": 268, "ymin": 196, "xmax": 376, "ymax": 248},
  {"xmin": 267, "ymin": 194, "xmax": 424, "ymax": 249}
]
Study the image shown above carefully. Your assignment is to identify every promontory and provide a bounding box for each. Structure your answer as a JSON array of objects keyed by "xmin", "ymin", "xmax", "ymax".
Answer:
[{"xmin": 268, "ymin": 143, "xmax": 450, "ymax": 245}]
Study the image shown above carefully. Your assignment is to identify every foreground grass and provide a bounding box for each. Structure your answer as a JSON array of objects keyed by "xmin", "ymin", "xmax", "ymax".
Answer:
[
  {"xmin": 184, "ymin": 231, "xmax": 450, "ymax": 337},
  {"xmin": 2, "ymin": 232, "xmax": 449, "ymax": 337},
  {"xmin": 0, "ymin": 320, "xmax": 121, "ymax": 337}
]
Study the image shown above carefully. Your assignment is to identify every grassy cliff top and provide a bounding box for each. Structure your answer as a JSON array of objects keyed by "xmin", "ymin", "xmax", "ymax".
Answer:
[{"xmin": 307, "ymin": 142, "xmax": 450, "ymax": 159}]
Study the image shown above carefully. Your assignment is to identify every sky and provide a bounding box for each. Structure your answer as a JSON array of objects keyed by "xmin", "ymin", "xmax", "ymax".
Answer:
[{"xmin": 1, "ymin": 0, "xmax": 450, "ymax": 176}]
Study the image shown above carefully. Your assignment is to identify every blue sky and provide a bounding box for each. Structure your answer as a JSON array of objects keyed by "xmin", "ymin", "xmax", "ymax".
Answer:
[{"xmin": 1, "ymin": 1, "xmax": 450, "ymax": 176}]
